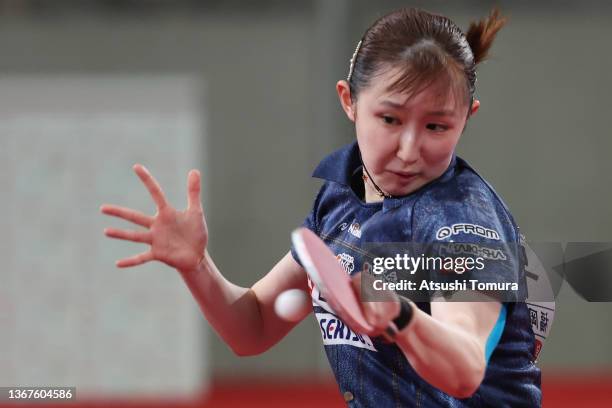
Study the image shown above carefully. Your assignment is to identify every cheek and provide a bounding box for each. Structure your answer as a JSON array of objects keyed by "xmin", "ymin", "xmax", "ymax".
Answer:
[
  {"xmin": 356, "ymin": 119, "xmax": 396, "ymax": 168},
  {"xmin": 421, "ymin": 135, "xmax": 460, "ymax": 172}
]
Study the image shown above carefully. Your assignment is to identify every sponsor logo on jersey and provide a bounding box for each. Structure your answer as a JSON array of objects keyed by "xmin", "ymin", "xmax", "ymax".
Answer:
[
  {"xmin": 436, "ymin": 223, "xmax": 500, "ymax": 241},
  {"xmin": 339, "ymin": 222, "xmax": 349, "ymax": 231},
  {"xmin": 438, "ymin": 242, "xmax": 507, "ymax": 260},
  {"xmin": 348, "ymin": 222, "xmax": 362, "ymax": 238},
  {"xmin": 335, "ymin": 252, "xmax": 355, "ymax": 274},
  {"xmin": 526, "ymin": 302, "xmax": 554, "ymax": 358},
  {"xmin": 315, "ymin": 312, "xmax": 377, "ymax": 351}
]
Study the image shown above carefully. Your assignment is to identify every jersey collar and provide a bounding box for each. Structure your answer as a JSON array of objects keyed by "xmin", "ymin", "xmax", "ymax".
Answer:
[{"xmin": 312, "ymin": 140, "xmax": 362, "ymax": 185}]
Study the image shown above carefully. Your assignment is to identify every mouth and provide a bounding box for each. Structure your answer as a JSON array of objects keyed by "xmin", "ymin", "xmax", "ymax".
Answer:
[{"xmin": 388, "ymin": 170, "xmax": 420, "ymax": 181}]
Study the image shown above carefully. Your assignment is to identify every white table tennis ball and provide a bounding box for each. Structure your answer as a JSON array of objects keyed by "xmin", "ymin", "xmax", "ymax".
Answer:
[{"xmin": 274, "ymin": 289, "xmax": 310, "ymax": 322}]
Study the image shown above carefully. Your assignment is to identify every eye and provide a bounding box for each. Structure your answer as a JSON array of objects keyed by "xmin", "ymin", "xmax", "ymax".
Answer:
[
  {"xmin": 426, "ymin": 123, "xmax": 449, "ymax": 132},
  {"xmin": 381, "ymin": 115, "xmax": 400, "ymax": 125}
]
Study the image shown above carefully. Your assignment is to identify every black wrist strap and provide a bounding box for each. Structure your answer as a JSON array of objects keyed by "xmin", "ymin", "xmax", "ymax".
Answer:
[{"xmin": 392, "ymin": 297, "xmax": 413, "ymax": 332}]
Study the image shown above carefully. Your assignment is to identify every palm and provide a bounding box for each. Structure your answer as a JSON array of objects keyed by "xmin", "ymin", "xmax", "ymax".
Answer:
[
  {"xmin": 101, "ymin": 164, "xmax": 208, "ymax": 272},
  {"xmin": 150, "ymin": 206, "xmax": 207, "ymax": 270}
]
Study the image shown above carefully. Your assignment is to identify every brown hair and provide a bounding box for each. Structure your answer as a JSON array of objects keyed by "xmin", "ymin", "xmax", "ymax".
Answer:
[{"xmin": 347, "ymin": 8, "xmax": 507, "ymax": 112}]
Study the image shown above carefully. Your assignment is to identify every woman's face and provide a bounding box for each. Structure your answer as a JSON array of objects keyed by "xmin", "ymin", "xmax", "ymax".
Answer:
[{"xmin": 338, "ymin": 67, "xmax": 479, "ymax": 198}]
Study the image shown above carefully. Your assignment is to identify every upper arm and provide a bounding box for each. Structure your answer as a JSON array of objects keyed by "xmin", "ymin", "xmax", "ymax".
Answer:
[
  {"xmin": 412, "ymin": 187, "xmax": 517, "ymax": 358},
  {"xmin": 249, "ymin": 185, "xmax": 321, "ymax": 350},
  {"xmin": 250, "ymin": 251, "xmax": 310, "ymax": 350},
  {"xmin": 430, "ymin": 299, "xmax": 504, "ymax": 362}
]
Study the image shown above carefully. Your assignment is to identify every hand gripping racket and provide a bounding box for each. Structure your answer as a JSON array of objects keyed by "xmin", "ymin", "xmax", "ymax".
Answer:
[{"xmin": 291, "ymin": 227, "xmax": 399, "ymax": 339}]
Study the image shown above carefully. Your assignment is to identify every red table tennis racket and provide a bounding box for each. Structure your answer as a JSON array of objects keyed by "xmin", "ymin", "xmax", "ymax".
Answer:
[{"xmin": 291, "ymin": 227, "xmax": 398, "ymax": 338}]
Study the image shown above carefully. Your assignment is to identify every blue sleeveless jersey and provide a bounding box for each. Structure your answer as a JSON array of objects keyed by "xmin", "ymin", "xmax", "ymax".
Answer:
[{"xmin": 291, "ymin": 141, "xmax": 541, "ymax": 407}]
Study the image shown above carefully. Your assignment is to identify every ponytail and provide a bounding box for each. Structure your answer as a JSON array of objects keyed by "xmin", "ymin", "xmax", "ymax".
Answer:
[{"xmin": 466, "ymin": 8, "xmax": 508, "ymax": 65}]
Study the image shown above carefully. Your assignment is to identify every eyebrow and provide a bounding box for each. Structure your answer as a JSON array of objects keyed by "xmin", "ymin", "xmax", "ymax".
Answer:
[
  {"xmin": 380, "ymin": 100, "xmax": 457, "ymax": 117},
  {"xmin": 380, "ymin": 100, "xmax": 406, "ymax": 109}
]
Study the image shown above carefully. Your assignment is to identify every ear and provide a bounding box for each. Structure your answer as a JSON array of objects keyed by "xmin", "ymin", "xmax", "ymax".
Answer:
[
  {"xmin": 469, "ymin": 99, "xmax": 480, "ymax": 117},
  {"xmin": 336, "ymin": 80, "xmax": 356, "ymax": 122}
]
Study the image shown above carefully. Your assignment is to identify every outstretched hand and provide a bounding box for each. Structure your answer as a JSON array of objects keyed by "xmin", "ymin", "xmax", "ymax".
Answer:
[{"xmin": 101, "ymin": 164, "xmax": 207, "ymax": 272}]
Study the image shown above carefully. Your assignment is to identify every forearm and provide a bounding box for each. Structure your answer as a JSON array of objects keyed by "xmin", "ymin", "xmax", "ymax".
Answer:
[
  {"xmin": 394, "ymin": 304, "xmax": 486, "ymax": 398},
  {"xmin": 178, "ymin": 250, "xmax": 265, "ymax": 355}
]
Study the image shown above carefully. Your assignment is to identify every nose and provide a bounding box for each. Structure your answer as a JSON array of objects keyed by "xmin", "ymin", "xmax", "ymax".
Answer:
[{"xmin": 396, "ymin": 129, "xmax": 420, "ymax": 164}]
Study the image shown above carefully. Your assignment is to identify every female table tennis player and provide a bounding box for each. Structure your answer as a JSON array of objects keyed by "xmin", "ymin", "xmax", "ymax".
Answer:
[{"xmin": 102, "ymin": 8, "xmax": 541, "ymax": 407}]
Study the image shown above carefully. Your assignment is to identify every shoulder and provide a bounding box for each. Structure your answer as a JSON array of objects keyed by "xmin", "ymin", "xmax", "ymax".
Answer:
[
  {"xmin": 412, "ymin": 157, "xmax": 518, "ymax": 243},
  {"xmin": 312, "ymin": 180, "xmax": 345, "ymax": 211}
]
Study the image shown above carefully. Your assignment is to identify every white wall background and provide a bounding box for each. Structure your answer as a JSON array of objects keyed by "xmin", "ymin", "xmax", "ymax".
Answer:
[{"xmin": 0, "ymin": 76, "xmax": 207, "ymax": 397}]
